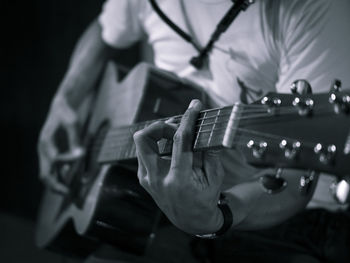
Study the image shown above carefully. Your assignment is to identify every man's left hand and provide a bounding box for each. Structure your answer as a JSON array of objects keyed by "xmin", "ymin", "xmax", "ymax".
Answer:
[{"xmin": 133, "ymin": 99, "xmax": 224, "ymax": 234}]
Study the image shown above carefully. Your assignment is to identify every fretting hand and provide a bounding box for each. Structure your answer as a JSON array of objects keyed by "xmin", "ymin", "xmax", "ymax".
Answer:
[{"xmin": 133, "ymin": 99, "xmax": 225, "ymax": 234}]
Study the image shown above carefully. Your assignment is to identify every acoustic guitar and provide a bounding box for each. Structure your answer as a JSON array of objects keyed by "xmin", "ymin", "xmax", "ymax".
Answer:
[{"xmin": 36, "ymin": 62, "xmax": 350, "ymax": 257}]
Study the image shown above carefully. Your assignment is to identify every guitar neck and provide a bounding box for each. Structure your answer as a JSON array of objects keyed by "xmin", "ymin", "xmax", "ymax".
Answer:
[
  {"xmin": 94, "ymin": 91, "xmax": 350, "ymax": 177},
  {"xmin": 97, "ymin": 105, "xmax": 235, "ymax": 163}
]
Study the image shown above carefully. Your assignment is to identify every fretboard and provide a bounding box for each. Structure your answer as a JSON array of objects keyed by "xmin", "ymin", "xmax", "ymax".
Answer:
[{"xmin": 97, "ymin": 106, "xmax": 234, "ymax": 164}]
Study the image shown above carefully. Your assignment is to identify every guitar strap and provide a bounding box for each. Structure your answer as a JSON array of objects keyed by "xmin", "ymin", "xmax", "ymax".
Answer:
[{"xmin": 148, "ymin": 0, "xmax": 254, "ymax": 69}]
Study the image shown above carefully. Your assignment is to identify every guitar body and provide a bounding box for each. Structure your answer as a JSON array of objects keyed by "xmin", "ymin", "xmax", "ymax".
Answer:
[{"xmin": 36, "ymin": 62, "xmax": 206, "ymax": 256}]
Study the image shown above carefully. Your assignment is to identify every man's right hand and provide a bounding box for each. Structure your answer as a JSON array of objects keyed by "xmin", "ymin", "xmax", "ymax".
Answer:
[{"xmin": 38, "ymin": 95, "xmax": 85, "ymax": 194}]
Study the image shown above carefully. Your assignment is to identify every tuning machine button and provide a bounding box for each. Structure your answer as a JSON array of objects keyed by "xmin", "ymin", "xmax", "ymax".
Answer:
[
  {"xmin": 329, "ymin": 176, "xmax": 350, "ymax": 205},
  {"xmin": 290, "ymin": 80, "xmax": 312, "ymax": 95},
  {"xmin": 279, "ymin": 140, "xmax": 301, "ymax": 160},
  {"xmin": 330, "ymin": 79, "xmax": 342, "ymax": 92},
  {"xmin": 314, "ymin": 143, "xmax": 337, "ymax": 165},
  {"xmin": 247, "ymin": 140, "xmax": 267, "ymax": 159}
]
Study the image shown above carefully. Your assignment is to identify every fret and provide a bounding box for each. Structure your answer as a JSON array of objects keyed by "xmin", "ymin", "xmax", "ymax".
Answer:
[
  {"xmin": 194, "ymin": 109, "xmax": 224, "ymax": 150},
  {"xmin": 207, "ymin": 109, "xmax": 220, "ymax": 147},
  {"xmin": 194, "ymin": 111, "xmax": 207, "ymax": 149}
]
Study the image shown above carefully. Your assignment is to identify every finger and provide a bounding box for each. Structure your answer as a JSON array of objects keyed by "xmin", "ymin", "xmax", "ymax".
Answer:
[
  {"xmin": 136, "ymin": 149, "xmax": 149, "ymax": 188},
  {"xmin": 54, "ymin": 147, "xmax": 85, "ymax": 162},
  {"xmin": 165, "ymin": 117, "xmax": 180, "ymax": 128},
  {"xmin": 39, "ymin": 125, "xmax": 59, "ymax": 158},
  {"xmin": 134, "ymin": 121, "xmax": 176, "ymax": 182},
  {"xmin": 39, "ymin": 156, "xmax": 69, "ymax": 195},
  {"xmin": 38, "ymin": 137, "xmax": 58, "ymax": 177},
  {"xmin": 133, "ymin": 121, "xmax": 176, "ymax": 155},
  {"xmin": 38, "ymin": 153, "xmax": 51, "ymax": 180},
  {"xmin": 171, "ymin": 99, "xmax": 202, "ymax": 173},
  {"xmin": 43, "ymin": 175, "xmax": 69, "ymax": 195}
]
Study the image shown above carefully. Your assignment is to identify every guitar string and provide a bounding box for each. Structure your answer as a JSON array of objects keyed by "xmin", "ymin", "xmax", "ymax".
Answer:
[
  {"xmin": 105, "ymin": 104, "xmax": 334, "ymax": 136},
  {"xmin": 90, "ymin": 112, "xmax": 338, "ymax": 160},
  {"xmin": 106, "ymin": 106, "xmax": 300, "ymax": 130},
  {"xmin": 101, "ymin": 102, "xmax": 337, "ymax": 147},
  {"xmin": 193, "ymin": 103, "xmax": 323, "ymax": 122},
  {"xmin": 91, "ymin": 109, "xmax": 345, "ymax": 161},
  {"xmin": 99, "ymin": 106, "xmax": 336, "ymax": 144},
  {"xmin": 96, "ymin": 126, "xmax": 319, "ymax": 151},
  {"xmin": 92, "ymin": 123, "xmax": 327, "ymax": 160},
  {"xmin": 106, "ymin": 102, "xmax": 329, "ymax": 131},
  {"xmin": 92, "ymin": 135, "xmax": 322, "ymax": 164},
  {"xmin": 82, "ymin": 106, "xmax": 340, "ymax": 159}
]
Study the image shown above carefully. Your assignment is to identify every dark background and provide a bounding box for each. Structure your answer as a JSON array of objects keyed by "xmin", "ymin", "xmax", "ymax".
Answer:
[{"xmin": 0, "ymin": 0, "xmax": 141, "ymax": 261}]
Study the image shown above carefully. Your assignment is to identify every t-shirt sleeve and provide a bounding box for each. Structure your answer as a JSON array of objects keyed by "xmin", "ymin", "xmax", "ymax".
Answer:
[
  {"xmin": 98, "ymin": 0, "xmax": 144, "ymax": 48},
  {"xmin": 275, "ymin": 0, "xmax": 350, "ymax": 93}
]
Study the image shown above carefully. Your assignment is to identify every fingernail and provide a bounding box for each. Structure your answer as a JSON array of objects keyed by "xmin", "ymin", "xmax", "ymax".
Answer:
[
  {"xmin": 189, "ymin": 99, "xmax": 199, "ymax": 109},
  {"xmin": 165, "ymin": 117, "xmax": 176, "ymax": 124}
]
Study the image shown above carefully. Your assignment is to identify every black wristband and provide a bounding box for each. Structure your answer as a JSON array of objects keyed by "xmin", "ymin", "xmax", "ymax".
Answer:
[
  {"xmin": 196, "ymin": 193, "xmax": 233, "ymax": 239},
  {"xmin": 215, "ymin": 193, "xmax": 233, "ymax": 236}
]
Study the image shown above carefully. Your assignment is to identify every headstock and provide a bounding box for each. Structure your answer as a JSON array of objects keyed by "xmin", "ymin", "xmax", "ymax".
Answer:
[{"xmin": 225, "ymin": 80, "xmax": 350, "ymax": 178}]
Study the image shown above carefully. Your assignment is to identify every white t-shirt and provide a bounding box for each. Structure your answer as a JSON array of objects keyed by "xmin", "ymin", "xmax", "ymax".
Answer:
[{"xmin": 99, "ymin": 0, "xmax": 350, "ymax": 210}]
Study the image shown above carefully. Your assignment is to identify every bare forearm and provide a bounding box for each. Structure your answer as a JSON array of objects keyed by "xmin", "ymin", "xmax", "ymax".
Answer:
[
  {"xmin": 225, "ymin": 169, "xmax": 318, "ymax": 231},
  {"xmin": 56, "ymin": 19, "xmax": 115, "ymax": 108}
]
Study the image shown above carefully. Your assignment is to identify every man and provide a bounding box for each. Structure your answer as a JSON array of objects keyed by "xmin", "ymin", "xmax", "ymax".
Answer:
[{"xmin": 38, "ymin": 0, "xmax": 350, "ymax": 262}]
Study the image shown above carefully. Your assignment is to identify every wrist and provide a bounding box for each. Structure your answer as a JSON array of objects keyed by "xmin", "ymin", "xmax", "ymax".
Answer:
[
  {"xmin": 208, "ymin": 203, "xmax": 225, "ymax": 233},
  {"xmin": 195, "ymin": 193, "xmax": 233, "ymax": 239},
  {"xmin": 52, "ymin": 89, "xmax": 81, "ymax": 112}
]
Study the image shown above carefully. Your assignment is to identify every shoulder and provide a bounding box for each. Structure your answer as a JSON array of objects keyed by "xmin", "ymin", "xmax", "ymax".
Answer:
[
  {"xmin": 258, "ymin": 0, "xmax": 334, "ymax": 33},
  {"xmin": 98, "ymin": 0, "xmax": 150, "ymax": 48},
  {"xmin": 101, "ymin": 0, "xmax": 147, "ymax": 16}
]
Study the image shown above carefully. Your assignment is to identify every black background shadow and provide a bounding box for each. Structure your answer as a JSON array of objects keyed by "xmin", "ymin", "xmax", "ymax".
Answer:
[{"xmin": 0, "ymin": 0, "xmax": 141, "ymax": 261}]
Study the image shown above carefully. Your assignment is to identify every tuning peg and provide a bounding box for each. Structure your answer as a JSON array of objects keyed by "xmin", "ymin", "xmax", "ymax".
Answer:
[
  {"xmin": 290, "ymin": 80, "xmax": 312, "ymax": 95},
  {"xmin": 261, "ymin": 96, "xmax": 281, "ymax": 107},
  {"xmin": 279, "ymin": 140, "xmax": 301, "ymax": 160},
  {"xmin": 299, "ymin": 171, "xmax": 316, "ymax": 196},
  {"xmin": 314, "ymin": 143, "xmax": 337, "ymax": 165},
  {"xmin": 330, "ymin": 176, "xmax": 350, "ymax": 205},
  {"xmin": 247, "ymin": 140, "xmax": 268, "ymax": 159},
  {"xmin": 292, "ymin": 96, "xmax": 314, "ymax": 116},
  {"xmin": 330, "ymin": 79, "xmax": 342, "ymax": 92},
  {"xmin": 329, "ymin": 88, "xmax": 350, "ymax": 114},
  {"xmin": 260, "ymin": 96, "xmax": 281, "ymax": 114}
]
